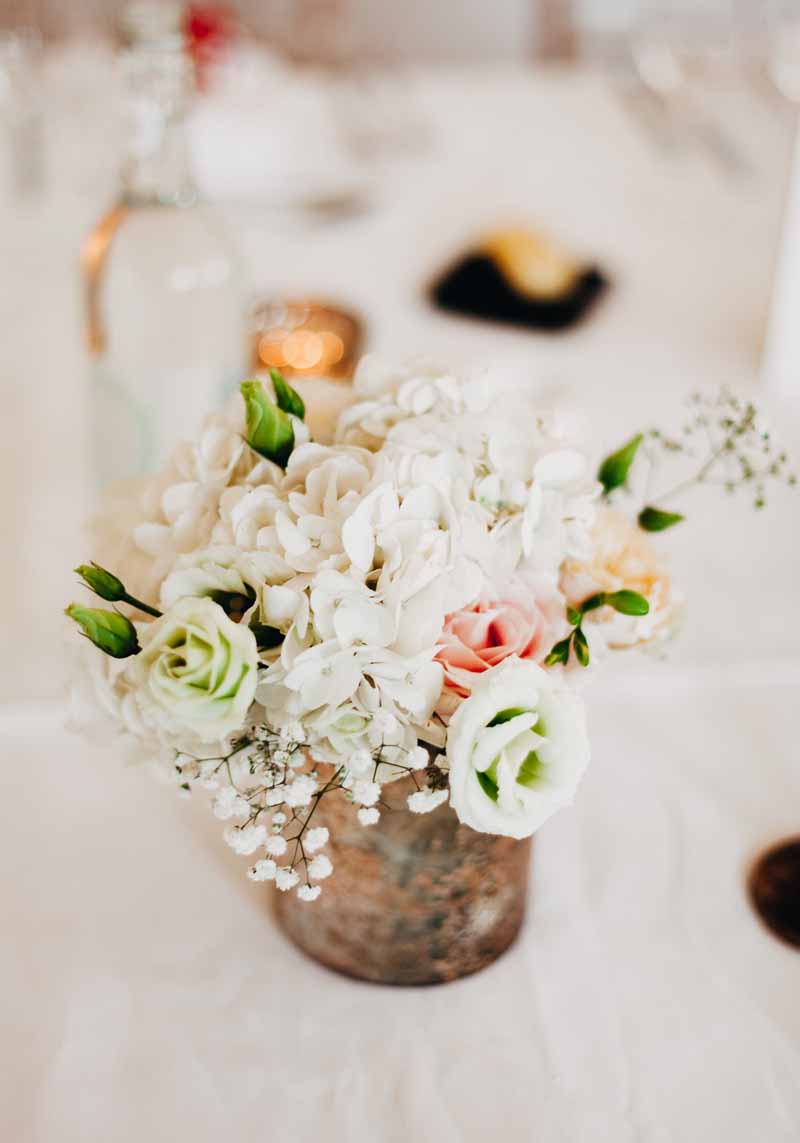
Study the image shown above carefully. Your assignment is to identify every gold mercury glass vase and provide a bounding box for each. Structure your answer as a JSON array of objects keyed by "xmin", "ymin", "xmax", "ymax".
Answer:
[{"xmin": 273, "ymin": 772, "xmax": 532, "ymax": 985}]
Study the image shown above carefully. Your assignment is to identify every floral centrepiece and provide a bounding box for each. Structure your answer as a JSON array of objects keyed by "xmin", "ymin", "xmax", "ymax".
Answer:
[{"xmin": 66, "ymin": 359, "xmax": 794, "ymax": 903}]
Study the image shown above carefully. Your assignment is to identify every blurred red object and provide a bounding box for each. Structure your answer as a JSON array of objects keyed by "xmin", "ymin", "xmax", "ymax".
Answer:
[{"xmin": 183, "ymin": 4, "xmax": 237, "ymax": 88}]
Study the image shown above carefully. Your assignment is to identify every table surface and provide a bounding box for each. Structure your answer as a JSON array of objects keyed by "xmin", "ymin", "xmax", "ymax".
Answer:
[{"xmin": 1, "ymin": 49, "xmax": 800, "ymax": 1143}]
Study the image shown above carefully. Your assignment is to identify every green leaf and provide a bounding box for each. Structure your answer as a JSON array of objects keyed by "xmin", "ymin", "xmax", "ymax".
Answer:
[
  {"xmin": 476, "ymin": 768, "xmax": 499, "ymax": 802},
  {"xmin": 573, "ymin": 627, "xmax": 590, "ymax": 667},
  {"xmin": 270, "ymin": 369, "xmax": 305, "ymax": 420},
  {"xmin": 240, "ymin": 379, "xmax": 295, "ymax": 467},
  {"xmin": 517, "ymin": 750, "xmax": 545, "ymax": 789},
  {"xmin": 598, "ymin": 433, "xmax": 643, "ymax": 494},
  {"xmin": 65, "ymin": 604, "xmax": 140, "ymax": 658},
  {"xmin": 74, "ymin": 562, "xmax": 125, "ymax": 602},
  {"xmin": 566, "ymin": 606, "xmax": 582, "ymax": 627},
  {"xmin": 544, "ymin": 637, "xmax": 572, "ymax": 667},
  {"xmin": 488, "ymin": 706, "xmax": 530, "ymax": 727},
  {"xmin": 580, "ymin": 593, "xmax": 606, "ymax": 615},
  {"xmin": 605, "ymin": 589, "xmax": 650, "ymax": 616},
  {"xmin": 638, "ymin": 505, "xmax": 685, "ymax": 532}
]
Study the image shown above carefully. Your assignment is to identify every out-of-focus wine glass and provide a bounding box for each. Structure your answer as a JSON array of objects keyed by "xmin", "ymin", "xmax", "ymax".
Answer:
[
  {"xmin": 630, "ymin": 1, "xmax": 736, "ymax": 99},
  {"xmin": 766, "ymin": 0, "xmax": 800, "ymax": 103},
  {"xmin": 628, "ymin": 1, "xmax": 752, "ymax": 177}
]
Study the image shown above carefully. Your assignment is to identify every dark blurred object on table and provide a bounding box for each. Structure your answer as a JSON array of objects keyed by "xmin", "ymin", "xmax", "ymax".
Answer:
[
  {"xmin": 749, "ymin": 836, "xmax": 800, "ymax": 950},
  {"xmin": 430, "ymin": 226, "xmax": 608, "ymax": 332}
]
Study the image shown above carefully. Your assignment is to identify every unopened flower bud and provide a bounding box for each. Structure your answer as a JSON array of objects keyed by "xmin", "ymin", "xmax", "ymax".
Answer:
[
  {"xmin": 74, "ymin": 562, "xmax": 125, "ymax": 602},
  {"xmin": 240, "ymin": 379, "xmax": 294, "ymax": 467},
  {"xmin": 65, "ymin": 604, "xmax": 140, "ymax": 658}
]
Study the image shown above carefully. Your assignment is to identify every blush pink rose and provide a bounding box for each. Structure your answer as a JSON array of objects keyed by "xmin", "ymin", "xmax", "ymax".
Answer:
[{"xmin": 436, "ymin": 577, "xmax": 564, "ymax": 698}]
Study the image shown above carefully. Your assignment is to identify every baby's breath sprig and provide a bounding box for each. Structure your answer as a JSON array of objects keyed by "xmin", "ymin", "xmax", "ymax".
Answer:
[
  {"xmin": 598, "ymin": 389, "xmax": 796, "ymax": 532},
  {"xmin": 174, "ymin": 723, "xmax": 343, "ymax": 899}
]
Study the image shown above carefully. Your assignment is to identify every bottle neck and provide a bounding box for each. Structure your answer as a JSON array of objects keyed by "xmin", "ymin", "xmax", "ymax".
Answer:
[
  {"xmin": 119, "ymin": 44, "xmax": 198, "ymax": 208},
  {"xmin": 122, "ymin": 112, "xmax": 196, "ymax": 206}
]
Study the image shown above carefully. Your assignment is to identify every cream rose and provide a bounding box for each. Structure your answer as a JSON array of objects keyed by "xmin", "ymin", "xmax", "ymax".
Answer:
[
  {"xmin": 446, "ymin": 657, "xmax": 589, "ymax": 839},
  {"xmin": 134, "ymin": 597, "xmax": 258, "ymax": 742},
  {"xmin": 561, "ymin": 506, "xmax": 676, "ymax": 648}
]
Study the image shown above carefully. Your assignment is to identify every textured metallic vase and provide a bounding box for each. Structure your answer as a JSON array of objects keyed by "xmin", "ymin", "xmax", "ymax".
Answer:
[{"xmin": 273, "ymin": 774, "xmax": 532, "ymax": 985}]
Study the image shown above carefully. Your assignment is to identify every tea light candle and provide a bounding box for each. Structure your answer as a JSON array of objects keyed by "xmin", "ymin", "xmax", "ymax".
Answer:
[{"xmin": 252, "ymin": 299, "xmax": 363, "ymax": 381}]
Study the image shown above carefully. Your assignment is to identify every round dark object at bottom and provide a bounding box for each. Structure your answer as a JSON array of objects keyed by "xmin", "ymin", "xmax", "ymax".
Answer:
[{"xmin": 748, "ymin": 836, "xmax": 800, "ymax": 949}]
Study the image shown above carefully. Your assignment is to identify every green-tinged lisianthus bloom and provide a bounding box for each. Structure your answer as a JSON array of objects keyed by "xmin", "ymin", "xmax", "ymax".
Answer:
[{"xmin": 134, "ymin": 597, "xmax": 258, "ymax": 742}]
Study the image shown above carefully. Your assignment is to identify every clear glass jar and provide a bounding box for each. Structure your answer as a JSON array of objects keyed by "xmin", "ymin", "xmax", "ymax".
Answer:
[{"xmin": 83, "ymin": 32, "xmax": 247, "ymax": 488}]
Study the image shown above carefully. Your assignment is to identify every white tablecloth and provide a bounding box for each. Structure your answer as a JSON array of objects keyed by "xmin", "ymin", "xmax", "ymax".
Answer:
[{"xmin": 1, "ymin": 50, "xmax": 799, "ymax": 1142}]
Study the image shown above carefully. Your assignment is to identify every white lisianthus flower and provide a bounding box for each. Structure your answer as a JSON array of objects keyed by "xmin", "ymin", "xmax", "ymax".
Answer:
[
  {"xmin": 133, "ymin": 597, "xmax": 258, "ymax": 743},
  {"xmin": 159, "ymin": 546, "xmax": 261, "ymax": 612},
  {"xmin": 446, "ymin": 657, "xmax": 590, "ymax": 839}
]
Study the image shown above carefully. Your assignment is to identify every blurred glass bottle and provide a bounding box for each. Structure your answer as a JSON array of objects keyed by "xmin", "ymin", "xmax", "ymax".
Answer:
[{"xmin": 83, "ymin": 4, "xmax": 247, "ymax": 488}]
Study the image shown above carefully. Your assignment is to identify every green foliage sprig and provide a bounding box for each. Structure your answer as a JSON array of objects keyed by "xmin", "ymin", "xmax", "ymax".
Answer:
[
  {"xmin": 74, "ymin": 562, "xmax": 161, "ymax": 617},
  {"xmin": 545, "ymin": 590, "xmax": 650, "ymax": 669}
]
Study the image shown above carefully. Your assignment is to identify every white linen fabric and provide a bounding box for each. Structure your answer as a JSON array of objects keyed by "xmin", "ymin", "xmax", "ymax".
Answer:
[{"xmin": 2, "ymin": 662, "xmax": 800, "ymax": 1142}]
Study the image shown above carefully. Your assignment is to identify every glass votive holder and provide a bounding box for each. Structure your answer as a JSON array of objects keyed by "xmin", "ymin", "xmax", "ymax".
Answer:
[{"xmin": 251, "ymin": 299, "xmax": 363, "ymax": 382}]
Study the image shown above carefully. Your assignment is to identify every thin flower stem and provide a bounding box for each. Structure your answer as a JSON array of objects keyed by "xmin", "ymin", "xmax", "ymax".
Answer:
[
  {"xmin": 121, "ymin": 591, "xmax": 161, "ymax": 618},
  {"xmin": 650, "ymin": 435, "xmax": 733, "ymax": 506}
]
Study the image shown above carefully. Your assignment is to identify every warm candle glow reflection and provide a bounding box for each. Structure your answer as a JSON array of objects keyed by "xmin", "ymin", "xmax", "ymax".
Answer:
[{"xmin": 252, "ymin": 300, "xmax": 362, "ymax": 380}]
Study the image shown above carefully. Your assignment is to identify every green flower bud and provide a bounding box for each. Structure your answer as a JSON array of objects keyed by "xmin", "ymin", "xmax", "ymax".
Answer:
[
  {"xmin": 240, "ymin": 379, "xmax": 294, "ymax": 468},
  {"xmin": 65, "ymin": 604, "xmax": 140, "ymax": 658},
  {"xmin": 74, "ymin": 562, "xmax": 125, "ymax": 602},
  {"xmin": 270, "ymin": 369, "xmax": 305, "ymax": 419}
]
